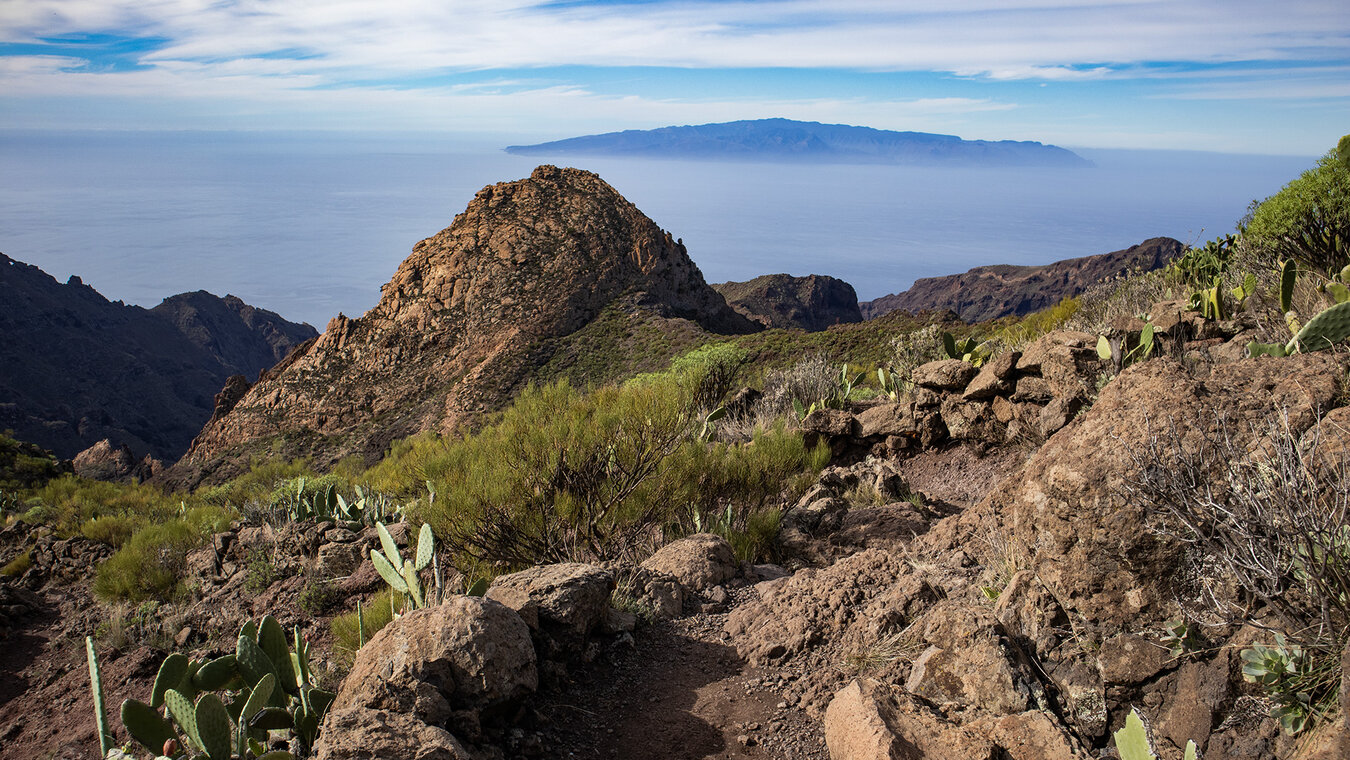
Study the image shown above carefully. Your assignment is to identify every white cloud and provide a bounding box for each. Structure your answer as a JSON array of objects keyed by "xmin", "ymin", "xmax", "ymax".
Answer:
[{"xmin": 4, "ymin": 1, "xmax": 1348, "ymax": 80}]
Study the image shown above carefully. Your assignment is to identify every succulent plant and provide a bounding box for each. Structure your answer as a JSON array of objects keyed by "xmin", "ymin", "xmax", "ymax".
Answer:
[
  {"xmin": 121, "ymin": 616, "xmax": 333, "ymax": 759},
  {"xmin": 1114, "ymin": 707, "xmax": 1198, "ymax": 760},
  {"xmin": 941, "ymin": 332, "xmax": 988, "ymax": 366},
  {"xmin": 1288, "ymin": 300, "xmax": 1350, "ymax": 353},
  {"xmin": 86, "ymin": 636, "xmax": 113, "ymax": 756},
  {"xmin": 371, "ymin": 521, "xmax": 439, "ymax": 614},
  {"xmin": 1279, "ymin": 259, "xmax": 1297, "ymax": 313}
]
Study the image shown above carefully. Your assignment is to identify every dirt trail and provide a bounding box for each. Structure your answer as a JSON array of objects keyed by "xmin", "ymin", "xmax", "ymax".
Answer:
[{"xmin": 533, "ymin": 602, "xmax": 828, "ymax": 760}]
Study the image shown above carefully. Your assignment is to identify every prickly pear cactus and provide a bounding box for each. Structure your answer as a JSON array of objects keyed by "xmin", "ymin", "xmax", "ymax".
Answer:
[
  {"xmin": 86, "ymin": 637, "xmax": 113, "ymax": 756},
  {"xmin": 120, "ymin": 698, "xmax": 177, "ymax": 756},
  {"xmin": 1288, "ymin": 300, "xmax": 1350, "ymax": 353}
]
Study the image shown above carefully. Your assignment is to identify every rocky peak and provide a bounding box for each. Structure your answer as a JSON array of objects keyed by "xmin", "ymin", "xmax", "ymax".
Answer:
[
  {"xmin": 152, "ymin": 291, "xmax": 318, "ymax": 380},
  {"xmin": 171, "ymin": 166, "xmax": 757, "ymax": 485},
  {"xmin": 712, "ymin": 273, "xmax": 862, "ymax": 331}
]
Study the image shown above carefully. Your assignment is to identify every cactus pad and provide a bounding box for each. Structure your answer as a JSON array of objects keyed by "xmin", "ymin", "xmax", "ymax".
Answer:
[
  {"xmin": 151, "ymin": 653, "xmax": 190, "ymax": 709},
  {"xmin": 1289, "ymin": 300, "xmax": 1350, "ymax": 353},
  {"xmin": 120, "ymin": 698, "xmax": 177, "ymax": 755},
  {"xmin": 192, "ymin": 693, "xmax": 233, "ymax": 760},
  {"xmin": 258, "ymin": 616, "xmax": 298, "ymax": 692}
]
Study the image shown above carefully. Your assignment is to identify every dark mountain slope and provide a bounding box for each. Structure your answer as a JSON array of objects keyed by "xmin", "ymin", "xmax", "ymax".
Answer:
[
  {"xmin": 712, "ymin": 274, "xmax": 862, "ymax": 331},
  {"xmin": 0, "ymin": 254, "xmax": 316, "ymax": 460}
]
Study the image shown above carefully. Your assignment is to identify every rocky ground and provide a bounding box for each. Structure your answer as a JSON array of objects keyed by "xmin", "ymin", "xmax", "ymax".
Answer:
[{"xmin": 4, "ymin": 310, "xmax": 1350, "ymax": 759}]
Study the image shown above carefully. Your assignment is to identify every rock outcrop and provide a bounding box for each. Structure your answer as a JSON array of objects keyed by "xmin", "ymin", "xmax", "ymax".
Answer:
[
  {"xmin": 712, "ymin": 273, "xmax": 862, "ymax": 331},
  {"xmin": 861, "ymin": 237, "xmax": 1184, "ymax": 322},
  {"xmin": 0, "ymin": 253, "xmax": 316, "ymax": 460},
  {"xmin": 171, "ymin": 166, "xmax": 758, "ymax": 486}
]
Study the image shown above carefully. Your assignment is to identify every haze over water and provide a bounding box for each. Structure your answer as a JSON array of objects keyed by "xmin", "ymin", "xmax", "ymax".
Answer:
[{"xmin": 0, "ymin": 130, "xmax": 1315, "ymax": 329}]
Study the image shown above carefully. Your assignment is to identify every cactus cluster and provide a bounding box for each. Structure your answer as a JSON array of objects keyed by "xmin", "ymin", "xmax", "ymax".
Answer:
[
  {"xmin": 280, "ymin": 479, "xmax": 401, "ymax": 526},
  {"xmin": 370, "ymin": 521, "xmax": 440, "ymax": 615},
  {"xmin": 120, "ymin": 616, "xmax": 334, "ymax": 759},
  {"xmin": 1248, "ymin": 259, "xmax": 1350, "ymax": 358},
  {"xmin": 941, "ymin": 332, "xmax": 989, "ymax": 366},
  {"xmin": 1189, "ymin": 278, "xmax": 1227, "ymax": 321}
]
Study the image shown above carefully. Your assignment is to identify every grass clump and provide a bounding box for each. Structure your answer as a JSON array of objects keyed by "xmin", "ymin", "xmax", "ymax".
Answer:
[
  {"xmin": 1, "ymin": 550, "xmax": 32, "ymax": 578},
  {"xmin": 79, "ymin": 514, "xmax": 142, "ymax": 547},
  {"xmin": 331, "ymin": 589, "xmax": 398, "ymax": 663},
  {"xmin": 93, "ymin": 520, "xmax": 200, "ymax": 602}
]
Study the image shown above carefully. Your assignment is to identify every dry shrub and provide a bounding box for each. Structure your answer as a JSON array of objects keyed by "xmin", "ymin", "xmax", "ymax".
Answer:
[
  {"xmin": 1128, "ymin": 410, "xmax": 1350, "ymax": 728},
  {"xmin": 887, "ymin": 324, "xmax": 945, "ymax": 392},
  {"xmin": 759, "ymin": 355, "xmax": 837, "ymax": 415}
]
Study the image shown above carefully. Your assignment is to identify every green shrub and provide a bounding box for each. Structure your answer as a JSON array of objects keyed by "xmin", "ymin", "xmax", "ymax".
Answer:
[
  {"xmin": 195, "ymin": 456, "xmax": 319, "ymax": 510},
  {"xmin": 725, "ymin": 508, "xmax": 783, "ymax": 563},
  {"xmin": 93, "ymin": 520, "xmax": 204, "ymax": 602},
  {"xmin": 298, "ymin": 578, "xmax": 344, "ymax": 615},
  {"xmin": 377, "ymin": 376, "xmax": 827, "ymax": 570},
  {"xmin": 669, "ymin": 342, "xmax": 749, "ymax": 411},
  {"xmin": 1246, "ymin": 136, "xmax": 1350, "ymax": 275},
  {"xmin": 1, "ymin": 550, "xmax": 32, "ymax": 577},
  {"xmin": 80, "ymin": 514, "xmax": 142, "ymax": 547},
  {"xmin": 244, "ymin": 548, "xmax": 278, "ymax": 594},
  {"xmin": 0, "ymin": 431, "xmax": 64, "ymax": 491},
  {"xmin": 991, "ymin": 297, "xmax": 1081, "ymax": 349},
  {"xmin": 22, "ymin": 475, "xmax": 181, "ymax": 537}
]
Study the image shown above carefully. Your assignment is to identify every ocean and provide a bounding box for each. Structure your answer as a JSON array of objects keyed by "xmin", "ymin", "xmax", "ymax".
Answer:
[{"xmin": 0, "ymin": 130, "xmax": 1316, "ymax": 328}]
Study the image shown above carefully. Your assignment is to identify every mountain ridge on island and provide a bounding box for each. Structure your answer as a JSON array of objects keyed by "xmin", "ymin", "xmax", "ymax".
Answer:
[{"xmin": 506, "ymin": 118, "xmax": 1091, "ymax": 167}]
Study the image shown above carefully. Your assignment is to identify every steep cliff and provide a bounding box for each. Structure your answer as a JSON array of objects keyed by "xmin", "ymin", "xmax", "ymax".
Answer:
[
  {"xmin": 712, "ymin": 274, "xmax": 862, "ymax": 331},
  {"xmin": 171, "ymin": 166, "xmax": 758, "ymax": 485},
  {"xmin": 0, "ymin": 254, "xmax": 316, "ymax": 460},
  {"xmin": 861, "ymin": 237, "xmax": 1185, "ymax": 322}
]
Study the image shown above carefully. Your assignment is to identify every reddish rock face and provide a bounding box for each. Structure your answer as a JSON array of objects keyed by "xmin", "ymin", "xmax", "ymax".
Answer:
[
  {"xmin": 170, "ymin": 166, "xmax": 757, "ymax": 485},
  {"xmin": 860, "ymin": 237, "xmax": 1185, "ymax": 322}
]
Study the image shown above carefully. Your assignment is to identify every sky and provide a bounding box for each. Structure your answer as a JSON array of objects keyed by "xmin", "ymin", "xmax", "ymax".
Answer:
[{"xmin": 1, "ymin": 1, "xmax": 1348, "ymax": 155}]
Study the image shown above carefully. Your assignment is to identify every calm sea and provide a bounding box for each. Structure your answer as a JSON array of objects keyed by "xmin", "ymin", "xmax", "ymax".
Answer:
[{"xmin": 0, "ymin": 130, "xmax": 1315, "ymax": 328}]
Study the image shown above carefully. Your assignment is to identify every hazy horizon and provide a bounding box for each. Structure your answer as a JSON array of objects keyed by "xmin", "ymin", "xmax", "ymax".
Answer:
[{"xmin": 0, "ymin": 129, "xmax": 1317, "ymax": 329}]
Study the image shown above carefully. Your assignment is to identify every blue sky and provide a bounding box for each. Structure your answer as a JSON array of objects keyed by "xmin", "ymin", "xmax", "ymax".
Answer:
[{"xmin": 1, "ymin": 0, "xmax": 1347, "ymax": 155}]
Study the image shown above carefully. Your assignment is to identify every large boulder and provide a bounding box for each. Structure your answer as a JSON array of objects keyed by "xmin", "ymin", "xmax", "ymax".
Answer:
[
  {"xmin": 640, "ymin": 533, "xmax": 738, "ymax": 593},
  {"xmin": 486, "ymin": 562, "xmax": 615, "ymax": 656},
  {"xmin": 316, "ymin": 596, "xmax": 536, "ymax": 759},
  {"xmin": 912, "ymin": 359, "xmax": 978, "ymax": 391},
  {"xmin": 990, "ymin": 353, "xmax": 1349, "ymax": 629},
  {"xmin": 824, "ymin": 679, "xmax": 997, "ymax": 760},
  {"xmin": 315, "ymin": 709, "xmax": 469, "ymax": 760}
]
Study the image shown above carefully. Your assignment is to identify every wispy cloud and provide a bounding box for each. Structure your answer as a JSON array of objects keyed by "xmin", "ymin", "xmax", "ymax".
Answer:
[{"xmin": 0, "ymin": 1, "xmax": 1346, "ymax": 152}]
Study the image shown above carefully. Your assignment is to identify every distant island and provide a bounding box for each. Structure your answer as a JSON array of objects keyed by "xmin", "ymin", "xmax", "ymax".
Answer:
[{"xmin": 505, "ymin": 118, "xmax": 1091, "ymax": 167}]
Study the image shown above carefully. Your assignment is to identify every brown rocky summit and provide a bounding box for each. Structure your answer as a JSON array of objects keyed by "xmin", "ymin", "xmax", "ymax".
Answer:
[{"xmin": 172, "ymin": 166, "xmax": 757, "ymax": 485}]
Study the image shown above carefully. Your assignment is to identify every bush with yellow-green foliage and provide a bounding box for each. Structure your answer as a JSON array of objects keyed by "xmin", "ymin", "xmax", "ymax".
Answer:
[
  {"xmin": 20, "ymin": 475, "xmax": 182, "ymax": 537},
  {"xmin": 0, "ymin": 431, "xmax": 65, "ymax": 493},
  {"xmin": 92, "ymin": 505, "xmax": 232, "ymax": 602},
  {"xmin": 366, "ymin": 373, "xmax": 827, "ymax": 570}
]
